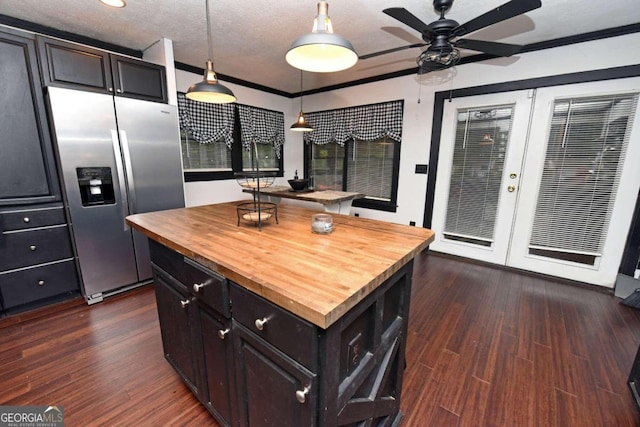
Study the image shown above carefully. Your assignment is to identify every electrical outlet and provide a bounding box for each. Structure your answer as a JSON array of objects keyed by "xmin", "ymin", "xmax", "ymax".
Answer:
[
  {"xmin": 409, "ymin": 221, "xmax": 416, "ymax": 226},
  {"xmin": 354, "ymin": 213, "xmax": 360, "ymax": 217},
  {"xmin": 347, "ymin": 333, "xmax": 363, "ymax": 372}
]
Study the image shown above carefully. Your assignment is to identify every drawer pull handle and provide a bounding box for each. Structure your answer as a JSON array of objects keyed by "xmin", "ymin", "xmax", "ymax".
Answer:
[
  {"xmin": 296, "ymin": 386, "xmax": 310, "ymax": 404},
  {"xmin": 218, "ymin": 328, "xmax": 230, "ymax": 340},
  {"xmin": 254, "ymin": 317, "xmax": 268, "ymax": 331},
  {"xmin": 29, "ymin": 245, "xmax": 37, "ymax": 251},
  {"xmin": 193, "ymin": 282, "xmax": 207, "ymax": 292},
  {"xmin": 23, "ymin": 217, "xmax": 30, "ymax": 223},
  {"xmin": 38, "ymin": 280, "xmax": 45, "ymax": 286},
  {"xmin": 180, "ymin": 299, "xmax": 191, "ymax": 309}
]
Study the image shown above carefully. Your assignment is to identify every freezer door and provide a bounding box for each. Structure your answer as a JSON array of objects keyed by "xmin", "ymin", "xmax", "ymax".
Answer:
[
  {"xmin": 47, "ymin": 87, "xmax": 139, "ymax": 298},
  {"xmin": 114, "ymin": 97, "xmax": 185, "ymax": 280}
]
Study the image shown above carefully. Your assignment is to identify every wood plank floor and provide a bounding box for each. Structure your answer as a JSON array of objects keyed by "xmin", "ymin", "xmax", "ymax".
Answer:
[{"xmin": 1, "ymin": 251, "xmax": 640, "ymax": 426}]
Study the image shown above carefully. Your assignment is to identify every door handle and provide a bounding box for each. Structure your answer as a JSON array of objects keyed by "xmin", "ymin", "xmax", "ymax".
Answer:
[
  {"xmin": 508, "ymin": 185, "xmax": 516, "ymax": 193},
  {"xmin": 119, "ymin": 130, "xmax": 137, "ymax": 215},
  {"xmin": 111, "ymin": 130, "xmax": 130, "ymax": 231}
]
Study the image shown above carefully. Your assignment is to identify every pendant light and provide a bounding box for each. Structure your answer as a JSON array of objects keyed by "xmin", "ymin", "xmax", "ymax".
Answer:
[
  {"xmin": 99, "ymin": 0, "xmax": 126, "ymax": 7},
  {"xmin": 290, "ymin": 71, "xmax": 313, "ymax": 132},
  {"xmin": 186, "ymin": 0, "xmax": 236, "ymax": 103},
  {"xmin": 285, "ymin": 1, "xmax": 358, "ymax": 73}
]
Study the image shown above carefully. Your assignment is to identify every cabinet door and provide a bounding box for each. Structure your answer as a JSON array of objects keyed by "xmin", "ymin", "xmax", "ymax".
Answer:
[
  {"xmin": 153, "ymin": 268, "xmax": 199, "ymax": 395},
  {"xmin": 233, "ymin": 322, "xmax": 317, "ymax": 427},
  {"xmin": 198, "ymin": 305, "xmax": 235, "ymax": 426},
  {"xmin": 37, "ymin": 36, "xmax": 113, "ymax": 94},
  {"xmin": 111, "ymin": 55, "xmax": 167, "ymax": 103},
  {"xmin": 0, "ymin": 29, "xmax": 60, "ymax": 205}
]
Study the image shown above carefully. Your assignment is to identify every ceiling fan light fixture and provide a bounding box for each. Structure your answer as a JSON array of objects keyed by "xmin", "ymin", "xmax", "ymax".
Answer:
[
  {"xmin": 418, "ymin": 45, "xmax": 460, "ymax": 69},
  {"xmin": 285, "ymin": 1, "xmax": 358, "ymax": 73},
  {"xmin": 99, "ymin": 0, "xmax": 126, "ymax": 7},
  {"xmin": 186, "ymin": 0, "xmax": 236, "ymax": 104}
]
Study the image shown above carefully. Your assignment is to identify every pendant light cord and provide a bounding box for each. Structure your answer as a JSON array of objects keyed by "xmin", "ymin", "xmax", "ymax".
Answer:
[
  {"xmin": 206, "ymin": 0, "xmax": 213, "ymax": 60},
  {"xmin": 300, "ymin": 70, "xmax": 304, "ymax": 111}
]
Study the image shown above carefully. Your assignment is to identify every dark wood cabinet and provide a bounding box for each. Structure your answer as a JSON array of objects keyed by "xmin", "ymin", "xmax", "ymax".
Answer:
[
  {"xmin": 0, "ymin": 205, "xmax": 79, "ymax": 313},
  {"xmin": 149, "ymin": 239, "xmax": 414, "ymax": 426},
  {"xmin": 233, "ymin": 321, "xmax": 317, "ymax": 427},
  {"xmin": 150, "ymin": 240, "xmax": 235, "ymax": 426},
  {"xmin": 153, "ymin": 267, "xmax": 200, "ymax": 395},
  {"xmin": 0, "ymin": 28, "xmax": 61, "ymax": 206},
  {"xmin": 37, "ymin": 36, "xmax": 168, "ymax": 103}
]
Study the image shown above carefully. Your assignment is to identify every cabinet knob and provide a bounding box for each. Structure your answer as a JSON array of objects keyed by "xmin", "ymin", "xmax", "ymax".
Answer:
[
  {"xmin": 116, "ymin": 88, "xmax": 123, "ymax": 93},
  {"xmin": 29, "ymin": 245, "xmax": 37, "ymax": 251},
  {"xmin": 296, "ymin": 386, "xmax": 310, "ymax": 404},
  {"xmin": 23, "ymin": 217, "xmax": 30, "ymax": 223},
  {"xmin": 38, "ymin": 280, "xmax": 45, "ymax": 286},
  {"xmin": 108, "ymin": 87, "xmax": 114, "ymax": 93},
  {"xmin": 193, "ymin": 282, "xmax": 207, "ymax": 292},
  {"xmin": 180, "ymin": 299, "xmax": 191, "ymax": 309},
  {"xmin": 218, "ymin": 328, "xmax": 230, "ymax": 340},
  {"xmin": 254, "ymin": 317, "xmax": 268, "ymax": 331}
]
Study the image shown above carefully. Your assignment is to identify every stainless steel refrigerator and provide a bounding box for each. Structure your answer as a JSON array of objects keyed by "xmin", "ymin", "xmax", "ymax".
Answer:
[{"xmin": 47, "ymin": 87, "xmax": 185, "ymax": 304}]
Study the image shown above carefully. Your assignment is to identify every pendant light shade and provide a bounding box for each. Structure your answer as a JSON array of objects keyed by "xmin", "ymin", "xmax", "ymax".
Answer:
[
  {"xmin": 290, "ymin": 71, "xmax": 313, "ymax": 132},
  {"xmin": 186, "ymin": 0, "xmax": 236, "ymax": 104},
  {"xmin": 285, "ymin": 1, "xmax": 358, "ymax": 73}
]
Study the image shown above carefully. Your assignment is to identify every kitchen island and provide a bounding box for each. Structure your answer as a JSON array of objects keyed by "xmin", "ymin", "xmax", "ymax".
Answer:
[{"xmin": 126, "ymin": 202, "xmax": 434, "ymax": 427}]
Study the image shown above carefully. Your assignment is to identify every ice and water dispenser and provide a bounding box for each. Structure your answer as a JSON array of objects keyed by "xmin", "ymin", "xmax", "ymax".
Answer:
[{"xmin": 76, "ymin": 167, "xmax": 116, "ymax": 206}]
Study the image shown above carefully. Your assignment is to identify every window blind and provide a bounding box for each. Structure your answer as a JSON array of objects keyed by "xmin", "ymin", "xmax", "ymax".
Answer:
[
  {"xmin": 310, "ymin": 142, "xmax": 344, "ymax": 191},
  {"xmin": 347, "ymin": 138, "xmax": 395, "ymax": 200},
  {"xmin": 529, "ymin": 93, "xmax": 638, "ymax": 259},
  {"xmin": 444, "ymin": 105, "xmax": 515, "ymax": 243}
]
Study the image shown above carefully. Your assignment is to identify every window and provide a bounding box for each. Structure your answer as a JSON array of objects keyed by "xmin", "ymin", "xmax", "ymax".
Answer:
[
  {"xmin": 180, "ymin": 128, "xmax": 232, "ymax": 172},
  {"xmin": 304, "ymin": 100, "xmax": 403, "ymax": 211},
  {"xmin": 177, "ymin": 93, "xmax": 284, "ymax": 181}
]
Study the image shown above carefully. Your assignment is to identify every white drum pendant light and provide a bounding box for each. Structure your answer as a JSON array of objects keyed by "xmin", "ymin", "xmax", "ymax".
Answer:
[
  {"xmin": 285, "ymin": 1, "xmax": 358, "ymax": 73},
  {"xmin": 186, "ymin": 0, "xmax": 236, "ymax": 103}
]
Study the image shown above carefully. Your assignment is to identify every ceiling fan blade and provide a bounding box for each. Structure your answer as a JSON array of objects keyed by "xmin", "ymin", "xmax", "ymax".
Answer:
[
  {"xmin": 452, "ymin": 0, "xmax": 542, "ymax": 37},
  {"xmin": 383, "ymin": 8, "xmax": 432, "ymax": 35},
  {"xmin": 454, "ymin": 38, "xmax": 523, "ymax": 56},
  {"xmin": 359, "ymin": 42, "xmax": 428, "ymax": 60}
]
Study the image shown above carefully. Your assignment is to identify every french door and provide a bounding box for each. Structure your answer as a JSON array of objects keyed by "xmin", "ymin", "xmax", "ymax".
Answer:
[{"xmin": 430, "ymin": 78, "xmax": 640, "ymax": 287}]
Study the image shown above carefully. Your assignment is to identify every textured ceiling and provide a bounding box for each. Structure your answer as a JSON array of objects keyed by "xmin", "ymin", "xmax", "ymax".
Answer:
[{"xmin": 1, "ymin": 0, "xmax": 639, "ymax": 94}]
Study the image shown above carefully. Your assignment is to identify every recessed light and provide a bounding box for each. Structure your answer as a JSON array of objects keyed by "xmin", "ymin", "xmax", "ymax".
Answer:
[{"xmin": 99, "ymin": 0, "xmax": 126, "ymax": 8}]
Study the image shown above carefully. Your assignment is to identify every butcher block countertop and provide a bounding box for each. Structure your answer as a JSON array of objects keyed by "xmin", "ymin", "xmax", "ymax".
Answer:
[{"xmin": 126, "ymin": 202, "xmax": 434, "ymax": 328}]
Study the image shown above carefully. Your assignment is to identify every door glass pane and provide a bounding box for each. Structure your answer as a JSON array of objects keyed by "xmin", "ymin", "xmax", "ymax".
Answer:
[
  {"xmin": 444, "ymin": 105, "xmax": 515, "ymax": 245},
  {"xmin": 529, "ymin": 93, "xmax": 638, "ymax": 263}
]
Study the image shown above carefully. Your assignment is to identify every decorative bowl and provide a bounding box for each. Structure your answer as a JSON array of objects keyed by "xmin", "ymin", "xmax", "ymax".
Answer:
[{"xmin": 288, "ymin": 179, "xmax": 309, "ymax": 191}]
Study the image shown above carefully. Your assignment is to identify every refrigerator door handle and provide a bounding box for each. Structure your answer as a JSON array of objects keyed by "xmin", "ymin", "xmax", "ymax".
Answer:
[
  {"xmin": 119, "ymin": 130, "xmax": 137, "ymax": 215},
  {"xmin": 111, "ymin": 129, "xmax": 131, "ymax": 231}
]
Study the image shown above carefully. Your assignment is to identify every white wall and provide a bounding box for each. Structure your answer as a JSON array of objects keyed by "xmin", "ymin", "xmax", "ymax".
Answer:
[{"xmin": 178, "ymin": 33, "xmax": 640, "ymax": 225}]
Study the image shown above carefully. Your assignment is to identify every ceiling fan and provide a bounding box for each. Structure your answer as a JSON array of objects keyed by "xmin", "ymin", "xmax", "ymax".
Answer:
[{"xmin": 361, "ymin": 0, "xmax": 542, "ymax": 73}]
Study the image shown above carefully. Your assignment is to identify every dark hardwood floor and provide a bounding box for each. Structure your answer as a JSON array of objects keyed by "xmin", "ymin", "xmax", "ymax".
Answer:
[{"xmin": 1, "ymin": 252, "xmax": 640, "ymax": 426}]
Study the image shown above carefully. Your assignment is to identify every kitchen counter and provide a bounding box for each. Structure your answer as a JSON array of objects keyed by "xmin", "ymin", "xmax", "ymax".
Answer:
[
  {"xmin": 242, "ymin": 185, "xmax": 364, "ymax": 214},
  {"xmin": 126, "ymin": 201, "xmax": 434, "ymax": 426},
  {"xmin": 126, "ymin": 201, "xmax": 433, "ymax": 328}
]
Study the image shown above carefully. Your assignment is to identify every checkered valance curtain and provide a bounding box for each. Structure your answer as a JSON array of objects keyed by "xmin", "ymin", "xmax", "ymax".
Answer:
[
  {"xmin": 237, "ymin": 105, "xmax": 285, "ymax": 159},
  {"xmin": 177, "ymin": 93, "xmax": 235, "ymax": 148},
  {"xmin": 303, "ymin": 100, "xmax": 403, "ymax": 146}
]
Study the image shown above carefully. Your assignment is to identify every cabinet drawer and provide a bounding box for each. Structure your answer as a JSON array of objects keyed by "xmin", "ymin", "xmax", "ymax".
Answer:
[
  {"xmin": 1, "ymin": 207, "xmax": 65, "ymax": 231},
  {"xmin": 230, "ymin": 283, "xmax": 317, "ymax": 369},
  {"xmin": 150, "ymin": 240, "xmax": 229, "ymax": 317},
  {"xmin": 0, "ymin": 225, "xmax": 73, "ymax": 271},
  {"xmin": 0, "ymin": 260, "xmax": 79, "ymax": 308}
]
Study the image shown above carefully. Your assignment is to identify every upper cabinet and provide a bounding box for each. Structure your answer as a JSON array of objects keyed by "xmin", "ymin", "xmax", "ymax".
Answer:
[
  {"xmin": 37, "ymin": 37, "xmax": 168, "ymax": 103},
  {"xmin": 0, "ymin": 28, "xmax": 61, "ymax": 206}
]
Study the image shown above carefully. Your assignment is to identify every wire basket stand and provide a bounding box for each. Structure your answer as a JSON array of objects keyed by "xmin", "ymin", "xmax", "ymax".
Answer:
[{"xmin": 234, "ymin": 141, "xmax": 278, "ymax": 230}]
